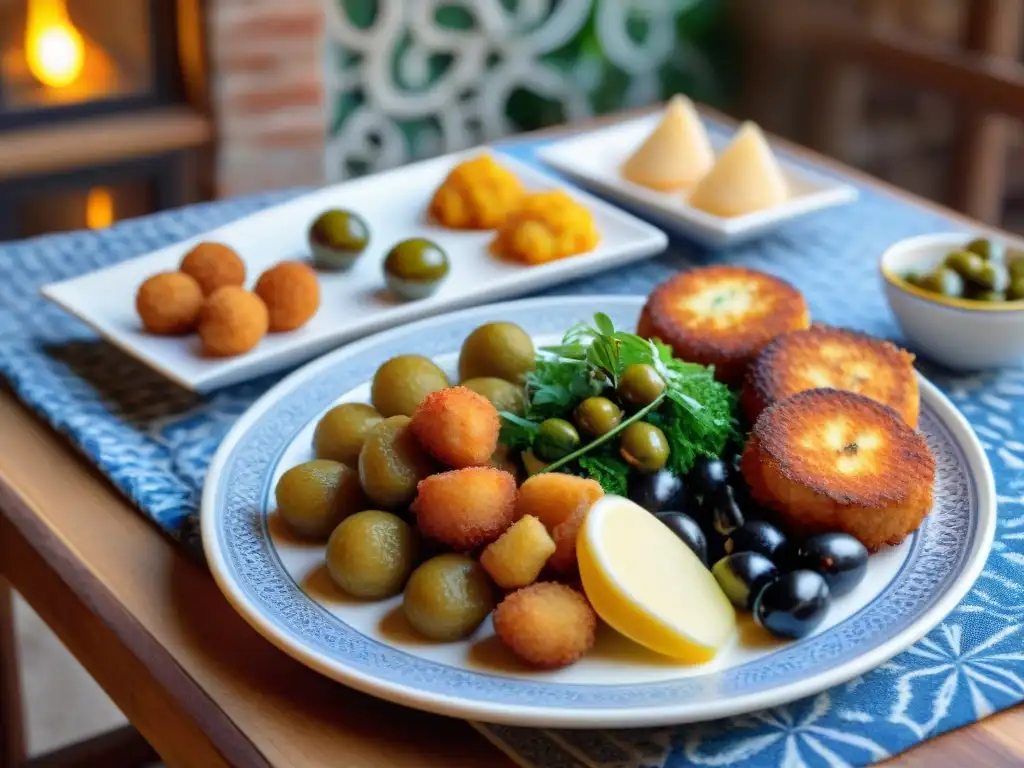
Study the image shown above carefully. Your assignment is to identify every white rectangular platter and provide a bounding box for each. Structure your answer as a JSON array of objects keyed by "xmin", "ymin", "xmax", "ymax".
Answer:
[
  {"xmin": 41, "ymin": 150, "xmax": 667, "ymax": 393},
  {"xmin": 535, "ymin": 113, "xmax": 859, "ymax": 249}
]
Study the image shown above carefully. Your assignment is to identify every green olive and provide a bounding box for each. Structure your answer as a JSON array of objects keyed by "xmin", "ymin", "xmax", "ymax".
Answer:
[
  {"xmin": 917, "ymin": 268, "xmax": 965, "ymax": 298},
  {"xmin": 402, "ymin": 554, "xmax": 496, "ymax": 641},
  {"xmin": 575, "ymin": 396, "xmax": 622, "ymax": 437},
  {"xmin": 965, "ymin": 237, "xmax": 1006, "ymax": 263},
  {"xmin": 967, "ymin": 289, "xmax": 1006, "ymax": 302},
  {"xmin": 308, "ymin": 209, "xmax": 370, "ymax": 269},
  {"xmin": 458, "ymin": 322, "xmax": 535, "ymax": 384},
  {"xmin": 617, "ymin": 363, "xmax": 666, "ymax": 408},
  {"xmin": 313, "ymin": 403, "xmax": 382, "ymax": 466},
  {"xmin": 383, "ymin": 238, "xmax": 450, "ymax": 301},
  {"xmin": 619, "ymin": 422, "xmax": 669, "ymax": 473},
  {"xmin": 970, "ymin": 261, "xmax": 1009, "ymax": 292},
  {"xmin": 944, "ymin": 250, "xmax": 986, "ymax": 281},
  {"xmin": 460, "ymin": 377, "xmax": 526, "ymax": 416},
  {"xmin": 358, "ymin": 416, "xmax": 436, "ymax": 509},
  {"xmin": 325, "ymin": 510, "xmax": 417, "ymax": 599},
  {"xmin": 1007, "ymin": 251, "xmax": 1024, "ymax": 281},
  {"xmin": 274, "ymin": 459, "xmax": 368, "ymax": 540},
  {"xmin": 1009, "ymin": 277, "xmax": 1024, "ymax": 301},
  {"xmin": 371, "ymin": 354, "xmax": 450, "ymax": 417},
  {"xmin": 533, "ymin": 418, "xmax": 581, "ymax": 462}
]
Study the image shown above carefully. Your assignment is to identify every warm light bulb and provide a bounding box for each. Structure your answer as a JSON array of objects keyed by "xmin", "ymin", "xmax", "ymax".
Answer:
[{"xmin": 25, "ymin": 0, "xmax": 85, "ymax": 88}]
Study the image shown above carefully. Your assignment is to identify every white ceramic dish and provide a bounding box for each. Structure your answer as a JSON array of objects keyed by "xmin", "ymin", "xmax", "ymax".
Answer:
[
  {"xmin": 881, "ymin": 232, "xmax": 1024, "ymax": 371},
  {"xmin": 40, "ymin": 150, "xmax": 667, "ymax": 393},
  {"xmin": 202, "ymin": 295, "xmax": 995, "ymax": 729},
  {"xmin": 535, "ymin": 113, "xmax": 858, "ymax": 249}
]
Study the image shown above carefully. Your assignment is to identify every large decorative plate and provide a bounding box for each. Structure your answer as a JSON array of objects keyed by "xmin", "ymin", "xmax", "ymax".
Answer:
[{"xmin": 202, "ymin": 296, "xmax": 996, "ymax": 728}]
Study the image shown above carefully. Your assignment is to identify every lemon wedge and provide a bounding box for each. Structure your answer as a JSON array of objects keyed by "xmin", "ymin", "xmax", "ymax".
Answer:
[{"xmin": 577, "ymin": 495, "xmax": 736, "ymax": 663}]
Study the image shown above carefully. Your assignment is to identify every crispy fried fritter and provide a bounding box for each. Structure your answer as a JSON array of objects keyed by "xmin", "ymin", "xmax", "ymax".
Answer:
[
  {"xmin": 197, "ymin": 286, "xmax": 269, "ymax": 357},
  {"xmin": 515, "ymin": 473, "xmax": 604, "ymax": 531},
  {"xmin": 492, "ymin": 582, "xmax": 597, "ymax": 669},
  {"xmin": 741, "ymin": 388, "xmax": 935, "ymax": 551},
  {"xmin": 180, "ymin": 242, "xmax": 246, "ymax": 296},
  {"xmin": 491, "ymin": 190, "xmax": 600, "ymax": 265},
  {"xmin": 480, "ymin": 515, "xmax": 556, "ymax": 589},
  {"xmin": 410, "ymin": 386, "xmax": 500, "ymax": 468},
  {"xmin": 412, "ymin": 467, "xmax": 517, "ymax": 551},
  {"xmin": 429, "ymin": 153, "xmax": 525, "ymax": 230},
  {"xmin": 135, "ymin": 271, "xmax": 204, "ymax": 335},
  {"xmin": 254, "ymin": 260, "xmax": 320, "ymax": 332},
  {"xmin": 640, "ymin": 266, "xmax": 809, "ymax": 385},
  {"xmin": 742, "ymin": 326, "xmax": 919, "ymax": 428},
  {"xmin": 547, "ymin": 504, "xmax": 589, "ymax": 575}
]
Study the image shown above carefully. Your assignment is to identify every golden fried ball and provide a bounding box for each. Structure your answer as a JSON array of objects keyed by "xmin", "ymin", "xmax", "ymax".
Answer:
[
  {"xmin": 180, "ymin": 242, "xmax": 246, "ymax": 296},
  {"xmin": 135, "ymin": 271, "xmax": 204, "ymax": 335},
  {"xmin": 197, "ymin": 286, "xmax": 269, "ymax": 357},
  {"xmin": 492, "ymin": 582, "xmax": 597, "ymax": 669},
  {"xmin": 515, "ymin": 473, "xmax": 604, "ymax": 532},
  {"xmin": 410, "ymin": 386, "xmax": 500, "ymax": 468},
  {"xmin": 411, "ymin": 467, "xmax": 518, "ymax": 551},
  {"xmin": 254, "ymin": 260, "xmax": 321, "ymax": 332}
]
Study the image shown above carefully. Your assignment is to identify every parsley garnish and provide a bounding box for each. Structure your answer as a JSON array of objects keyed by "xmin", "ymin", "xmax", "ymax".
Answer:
[{"xmin": 498, "ymin": 313, "xmax": 738, "ymax": 492}]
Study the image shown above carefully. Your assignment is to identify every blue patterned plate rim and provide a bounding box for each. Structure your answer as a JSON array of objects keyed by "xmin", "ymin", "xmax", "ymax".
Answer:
[{"xmin": 201, "ymin": 295, "xmax": 997, "ymax": 728}]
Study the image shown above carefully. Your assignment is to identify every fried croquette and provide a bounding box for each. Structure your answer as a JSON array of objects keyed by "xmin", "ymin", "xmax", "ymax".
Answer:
[
  {"xmin": 135, "ymin": 271, "xmax": 204, "ymax": 335},
  {"xmin": 741, "ymin": 326, "xmax": 919, "ymax": 428},
  {"xmin": 547, "ymin": 505, "xmax": 589, "ymax": 574},
  {"xmin": 640, "ymin": 266, "xmax": 810, "ymax": 385},
  {"xmin": 410, "ymin": 386, "xmax": 500, "ymax": 468},
  {"xmin": 412, "ymin": 467, "xmax": 518, "ymax": 551},
  {"xmin": 492, "ymin": 583, "xmax": 597, "ymax": 670},
  {"xmin": 254, "ymin": 260, "xmax": 320, "ymax": 332},
  {"xmin": 515, "ymin": 473, "xmax": 604, "ymax": 532},
  {"xmin": 480, "ymin": 515, "xmax": 556, "ymax": 589},
  {"xmin": 429, "ymin": 153, "xmax": 525, "ymax": 230},
  {"xmin": 197, "ymin": 286, "xmax": 269, "ymax": 357},
  {"xmin": 740, "ymin": 388, "xmax": 935, "ymax": 551},
  {"xmin": 180, "ymin": 241, "xmax": 246, "ymax": 296}
]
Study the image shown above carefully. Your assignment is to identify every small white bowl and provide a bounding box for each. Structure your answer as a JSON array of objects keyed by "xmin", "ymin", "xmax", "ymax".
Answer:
[{"xmin": 881, "ymin": 232, "xmax": 1024, "ymax": 371}]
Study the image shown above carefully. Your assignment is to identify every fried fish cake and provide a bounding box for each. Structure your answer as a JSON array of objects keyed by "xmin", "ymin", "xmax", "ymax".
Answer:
[
  {"xmin": 639, "ymin": 266, "xmax": 809, "ymax": 384},
  {"xmin": 742, "ymin": 326, "xmax": 919, "ymax": 428},
  {"xmin": 740, "ymin": 388, "xmax": 935, "ymax": 551}
]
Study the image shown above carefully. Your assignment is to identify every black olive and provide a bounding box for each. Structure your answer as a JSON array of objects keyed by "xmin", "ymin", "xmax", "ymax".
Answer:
[
  {"xmin": 628, "ymin": 469, "xmax": 688, "ymax": 515},
  {"xmin": 724, "ymin": 520, "xmax": 788, "ymax": 562},
  {"xmin": 712, "ymin": 552, "xmax": 778, "ymax": 610},
  {"xmin": 690, "ymin": 456, "xmax": 729, "ymax": 497},
  {"xmin": 709, "ymin": 485, "xmax": 745, "ymax": 536},
  {"xmin": 790, "ymin": 533, "xmax": 869, "ymax": 598},
  {"xmin": 654, "ymin": 511, "xmax": 707, "ymax": 566},
  {"xmin": 754, "ymin": 570, "xmax": 831, "ymax": 639}
]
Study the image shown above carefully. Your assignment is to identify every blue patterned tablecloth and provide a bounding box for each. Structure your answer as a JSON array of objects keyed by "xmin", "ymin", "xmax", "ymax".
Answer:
[{"xmin": 0, "ymin": 130, "xmax": 1022, "ymax": 768}]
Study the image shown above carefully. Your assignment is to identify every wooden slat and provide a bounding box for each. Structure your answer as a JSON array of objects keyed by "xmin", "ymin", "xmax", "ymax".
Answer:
[
  {"xmin": 951, "ymin": 0, "xmax": 1023, "ymax": 223},
  {"xmin": 0, "ymin": 577, "xmax": 26, "ymax": 768},
  {"xmin": 24, "ymin": 726, "xmax": 157, "ymax": 768},
  {"xmin": 0, "ymin": 108, "xmax": 212, "ymax": 182}
]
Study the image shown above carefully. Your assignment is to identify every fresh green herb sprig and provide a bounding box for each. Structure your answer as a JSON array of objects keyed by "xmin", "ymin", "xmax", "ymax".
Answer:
[{"xmin": 498, "ymin": 312, "xmax": 738, "ymax": 490}]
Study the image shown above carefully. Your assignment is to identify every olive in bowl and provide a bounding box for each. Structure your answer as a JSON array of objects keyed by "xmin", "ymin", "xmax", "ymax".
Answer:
[
  {"xmin": 881, "ymin": 232, "xmax": 1024, "ymax": 370},
  {"xmin": 383, "ymin": 238, "xmax": 450, "ymax": 301},
  {"xmin": 308, "ymin": 209, "xmax": 371, "ymax": 269}
]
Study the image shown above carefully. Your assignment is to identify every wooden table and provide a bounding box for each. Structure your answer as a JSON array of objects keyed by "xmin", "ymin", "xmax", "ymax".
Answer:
[{"xmin": 1, "ymin": 112, "xmax": 1022, "ymax": 768}]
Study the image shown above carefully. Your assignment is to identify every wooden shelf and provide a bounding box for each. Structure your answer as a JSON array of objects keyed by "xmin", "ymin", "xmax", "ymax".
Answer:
[{"xmin": 0, "ymin": 107, "xmax": 212, "ymax": 181}]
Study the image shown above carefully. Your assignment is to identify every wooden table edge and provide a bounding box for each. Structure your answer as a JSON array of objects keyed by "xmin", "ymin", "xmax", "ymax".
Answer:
[{"xmin": 0, "ymin": 105, "xmax": 1017, "ymax": 767}]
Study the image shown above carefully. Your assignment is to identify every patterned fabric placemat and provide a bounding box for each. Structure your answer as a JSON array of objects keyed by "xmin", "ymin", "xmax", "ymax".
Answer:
[{"xmin": 0, "ymin": 128, "xmax": 1021, "ymax": 768}]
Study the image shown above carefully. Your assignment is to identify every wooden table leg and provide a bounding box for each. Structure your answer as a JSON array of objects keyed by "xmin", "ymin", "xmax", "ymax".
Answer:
[{"xmin": 0, "ymin": 576, "xmax": 27, "ymax": 768}]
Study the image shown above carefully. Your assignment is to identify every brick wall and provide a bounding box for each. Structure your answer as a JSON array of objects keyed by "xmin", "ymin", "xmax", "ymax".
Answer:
[{"xmin": 207, "ymin": 0, "xmax": 328, "ymax": 198}]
